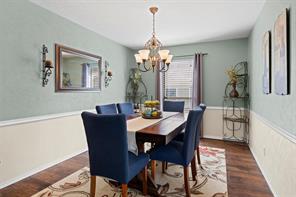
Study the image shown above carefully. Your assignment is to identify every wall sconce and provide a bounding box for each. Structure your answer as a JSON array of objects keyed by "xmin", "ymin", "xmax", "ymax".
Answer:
[
  {"xmin": 42, "ymin": 44, "xmax": 53, "ymax": 87},
  {"xmin": 104, "ymin": 60, "xmax": 112, "ymax": 87}
]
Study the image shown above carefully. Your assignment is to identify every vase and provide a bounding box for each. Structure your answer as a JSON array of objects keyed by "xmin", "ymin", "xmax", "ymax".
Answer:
[{"xmin": 229, "ymin": 83, "xmax": 239, "ymax": 97}]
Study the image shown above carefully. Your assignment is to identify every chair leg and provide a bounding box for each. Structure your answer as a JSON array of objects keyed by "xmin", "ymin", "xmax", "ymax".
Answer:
[
  {"xmin": 162, "ymin": 161, "xmax": 166, "ymax": 173},
  {"xmin": 90, "ymin": 176, "xmax": 96, "ymax": 197},
  {"xmin": 121, "ymin": 184, "xmax": 128, "ymax": 197},
  {"xmin": 165, "ymin": 161, "xmax": 168, "ymax": 169},
  {"xmin": 196, "ymin": 146, "xmax": 201, "ymax": 165},
  {"xmin": 191, "ymin": 154, "xmax": 197, "ymax": 181},
  {"xmin": 142, "ymin": 166, "xmax": 148, "ymax": 195},
  {"xmin": 151, "ymin": 160, "xmax": 156, "ymax": 180},
  {"xmin": 183, "ymin": 166, "xmax": 191, "ymax": 197}
]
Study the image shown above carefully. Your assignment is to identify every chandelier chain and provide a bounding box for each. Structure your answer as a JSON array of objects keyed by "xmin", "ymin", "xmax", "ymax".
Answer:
[{"xmin": 153, "ymin": 13, "xmax": 155, "ymax": 36}]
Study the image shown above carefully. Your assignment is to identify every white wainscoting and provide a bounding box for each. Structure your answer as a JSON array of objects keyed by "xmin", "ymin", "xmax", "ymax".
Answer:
[
  {"xmin": 249, "ymin": 111, "xmax": 296, "ymax": 197},
  {"xmin": 2, "ymin": 107, "xmax": 294, "ymax": 196},
  {"xmin": 204, "ymin": 107, "xmax": 296, "ymax": 197},
  {"xmin": 0, "ymin": 107, "xmax": 225, "ymax": 188},
  {"xmin": 203, "ymin": 106, "xmax": 224, "ymax": 139},
  {"xmin": 203, "ymin": 106, "xmax": 246, "ymax": 140},
  {"xmin": 0, "ymin": 112, "xmax": 90, "ymax": 189}
]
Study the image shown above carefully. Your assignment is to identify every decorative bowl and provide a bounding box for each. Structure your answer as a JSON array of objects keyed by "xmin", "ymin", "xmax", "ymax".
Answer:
[{"xmin": 141, "ymin": 110, "xmax": 162, "ymax": 119}]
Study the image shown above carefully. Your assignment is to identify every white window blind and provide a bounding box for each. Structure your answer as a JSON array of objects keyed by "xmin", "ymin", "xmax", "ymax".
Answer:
[{"xmin": 161, "ymin": 58, "xmax": 194, "ymax": 112}]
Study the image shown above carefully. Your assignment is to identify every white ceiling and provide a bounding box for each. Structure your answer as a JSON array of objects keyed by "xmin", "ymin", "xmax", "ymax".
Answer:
[{"xmin": 30, "ymin": 0, "xmax": 265, "ymax": 49}]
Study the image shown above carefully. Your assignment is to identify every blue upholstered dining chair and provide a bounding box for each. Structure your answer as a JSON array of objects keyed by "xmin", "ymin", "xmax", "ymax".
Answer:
[
  {"xmin": 161, "ymin": 100, "xmax": 185, "ymax": 171},
  {"xmin": 81, "ymin": 112, "xmax": 149, "ymax": 197},
  {"xmin": 96, "ymin": 103, "xmax": 117, "ymax": 114},
  {"xmin": 163, "ymin": 100, "xmax": 185, "ymax": 113},
  {"xmin": 149, "ymin": 109, "xmax": 203, "ymax": 197},
  {"xmin": 117, "ymin": 102, "xmax": 134, "ymax": 116},
  {"xmin": 174, "ymin": 104, "xmax": 206, "ymax": 143},
  {"xmin": 193, "ymin": 104, "xmax": 206, "ymax": 165},
  {"xmin": 174, "ymin": 104, "xmax": 207, "ymax": 172}
]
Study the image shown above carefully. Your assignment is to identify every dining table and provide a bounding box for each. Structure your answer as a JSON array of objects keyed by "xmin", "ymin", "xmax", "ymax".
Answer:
[{"xmin": 125, "ymin": 111, "xmax": 188, "ymax": 196}]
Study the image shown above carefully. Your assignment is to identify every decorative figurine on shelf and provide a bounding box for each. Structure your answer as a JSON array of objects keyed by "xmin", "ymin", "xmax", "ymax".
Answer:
[{"xmin": 142, "ymin": 100, "xmax": 162, "ymax": 119}]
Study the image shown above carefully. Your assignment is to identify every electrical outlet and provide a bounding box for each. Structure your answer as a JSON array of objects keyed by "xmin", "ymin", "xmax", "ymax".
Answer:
[{"xmin": 263, "ymin": 148, "xmax": 266, "ymax": 157}]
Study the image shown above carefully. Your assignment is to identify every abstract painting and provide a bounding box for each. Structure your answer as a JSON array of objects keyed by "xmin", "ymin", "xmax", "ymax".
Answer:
[
  {"xmin": 263, "ymin": 31, "xmax": 271, "ymax": 94},
  {"xmin": 274, "ymin": 8, "xmax": 289, "ymax": 95}
]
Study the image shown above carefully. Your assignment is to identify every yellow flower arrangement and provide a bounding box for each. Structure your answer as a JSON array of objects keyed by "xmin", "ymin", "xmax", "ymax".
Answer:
[{"xmin": 226, "ymin": 66, "xmax": 238, "ymax": 84}]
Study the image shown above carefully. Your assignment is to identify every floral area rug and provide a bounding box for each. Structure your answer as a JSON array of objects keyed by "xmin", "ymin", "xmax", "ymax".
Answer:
[{"xmin": 32, "ymin": 146, "xmax": 227, "ymax": 197}]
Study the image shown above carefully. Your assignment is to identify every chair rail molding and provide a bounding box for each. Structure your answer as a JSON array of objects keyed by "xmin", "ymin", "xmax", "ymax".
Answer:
[{"xmin": 0, "ymin": 109, "xmax": 96, "ymax": 128}]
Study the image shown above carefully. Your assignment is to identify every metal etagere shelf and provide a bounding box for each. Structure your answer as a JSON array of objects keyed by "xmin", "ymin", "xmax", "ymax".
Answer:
[{"xmin": 223, "ymin": 62, "xmax": 249, "ymax": 143}]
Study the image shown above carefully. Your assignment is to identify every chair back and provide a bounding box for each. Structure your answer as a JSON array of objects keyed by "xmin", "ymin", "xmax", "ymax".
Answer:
[
  {"xmin": 117, "ymin": 102, "xmax": 134, "ymax": 115},
  {"xmin": 96, "ymin": 103, "xmax": 118, "ymax": 114},
  {"xmin": 193, "ymin": 103, "xmax": 207, "ymax": 148},
  {"xmin": 182, "ymin": 108, "xmax": 203, "ymax": 165},
  {"xmin": 81, "ymin": 112, "xmax": 129, "ymax": 183},
  {"xmin": 163, "ymin": 100, "xmax": 185, "ymax": 113}
]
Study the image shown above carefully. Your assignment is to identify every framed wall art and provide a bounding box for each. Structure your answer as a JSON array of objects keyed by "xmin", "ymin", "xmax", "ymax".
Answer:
[
  {"xmin": 262, "ymin": 31, "xmax": 271, "ymax": 94},
  {"xmin": 274, "ymin": 8, "xmax": 289, "ymax": 95}
]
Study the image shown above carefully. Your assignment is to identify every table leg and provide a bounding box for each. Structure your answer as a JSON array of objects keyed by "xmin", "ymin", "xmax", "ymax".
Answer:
[
  {"xmin": 162, "ymin": 161, "xmax": 166, "ymax": 173},
  {"xmin": 142, "ymin": 166, "xmax": 147, "ymax": 195},
  {"xmin": 151, "ymin": 160, "xmax": 156, "ymax": 180}
]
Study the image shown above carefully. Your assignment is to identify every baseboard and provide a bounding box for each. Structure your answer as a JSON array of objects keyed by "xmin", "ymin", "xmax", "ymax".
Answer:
[
  {"xmin": 202, "ymin": 135, "xmax": 223, "ymax": 140},
  {"xmin": 206, "ymin": 106, "xmax": 223, "ymax": 110},
  {"xmin": 249, "ymin": 146, "xmax": 277, "ymax": 197},
  {"xmin": 0, "ymin": 148, "xmax": 88, "ymax": 189}
]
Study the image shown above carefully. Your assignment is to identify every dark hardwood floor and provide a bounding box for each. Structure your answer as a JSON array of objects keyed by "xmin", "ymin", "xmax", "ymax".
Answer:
[{"xmin": 0, "ymin": 139, "xmax": 273, "ymax": 197}]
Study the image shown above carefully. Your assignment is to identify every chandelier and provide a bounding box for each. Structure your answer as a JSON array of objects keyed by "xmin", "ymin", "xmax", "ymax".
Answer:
[{"xmin": 134, "ymin": 6, "xmax": 173, "ymax": 72}]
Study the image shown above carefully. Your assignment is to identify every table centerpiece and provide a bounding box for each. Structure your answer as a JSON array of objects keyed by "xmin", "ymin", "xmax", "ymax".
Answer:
[{"xmin": 142, "ymin": 100, "xmax": 162, "ymax": 119}]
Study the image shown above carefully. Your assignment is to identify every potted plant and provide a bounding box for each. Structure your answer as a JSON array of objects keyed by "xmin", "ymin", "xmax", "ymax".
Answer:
[{"xmin": 130, "ymin": 69, "xmax": 142, "ymax": 103}]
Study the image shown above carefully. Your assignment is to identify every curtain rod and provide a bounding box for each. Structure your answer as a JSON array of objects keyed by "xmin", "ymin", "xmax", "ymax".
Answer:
[{"xmin": 174, "ymin": 53, "xmax": 208, "ymax": 58}]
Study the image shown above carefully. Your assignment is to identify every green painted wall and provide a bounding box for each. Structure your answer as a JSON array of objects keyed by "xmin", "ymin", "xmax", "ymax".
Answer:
[
  {"xmin": 0, "ymin": 0, "xmax": 133, "ymax": 121},
  {"xmin": 248, "ymin": 0, "xmax": 296, "ymax": 137},
  {"xmin": 134, "ymin": 38, "xmax": 248, "ymax": 106}
]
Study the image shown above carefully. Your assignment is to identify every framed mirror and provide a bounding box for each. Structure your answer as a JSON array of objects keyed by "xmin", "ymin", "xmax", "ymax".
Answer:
[{"xmin": 55, "ymin": 44, "xmax": 102, "ymax": 92}]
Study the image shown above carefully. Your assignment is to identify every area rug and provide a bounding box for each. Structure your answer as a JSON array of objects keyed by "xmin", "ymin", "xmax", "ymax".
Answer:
[{"xmin": 32, "ymin": 146, "xmax": 227, "ymax": 197}]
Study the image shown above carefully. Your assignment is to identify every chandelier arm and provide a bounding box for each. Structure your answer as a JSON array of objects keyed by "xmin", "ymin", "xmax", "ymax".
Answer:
[
  {"xmin": 157, "ymin": 62, "xmax": 162, "ymax": 70},
  {"xmin": 158, "ymin": 63, "xmax": 169, "ymax": 72},
  {"xmin": 137, "ymin": 64, "xmax": 151, "ymax": 72},
  {"xmin": 159, "ymin": 66, "xmax": 169, "ymax": 73},
  {"xmin": 137, "ymin": 61, "xmax": 153, "ymax": 72},
  {"xmin": 144, "ymin": 61, "xmax": 153, "ymax": 71}
]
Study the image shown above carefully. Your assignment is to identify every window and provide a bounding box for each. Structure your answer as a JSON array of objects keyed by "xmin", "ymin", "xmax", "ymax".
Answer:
[
  {"xmin": 160, "ymin": 58, "xmax": 194, "ymax": 112},
  {"xmin": 165, "ymin": 88, "xmax": 176, "ymax": 97}
]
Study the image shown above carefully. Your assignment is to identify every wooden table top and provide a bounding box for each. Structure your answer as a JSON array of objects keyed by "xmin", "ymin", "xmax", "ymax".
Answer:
[{"xmin": 128, "ymin": 113, "xmax": 187, "ymax": 145}]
